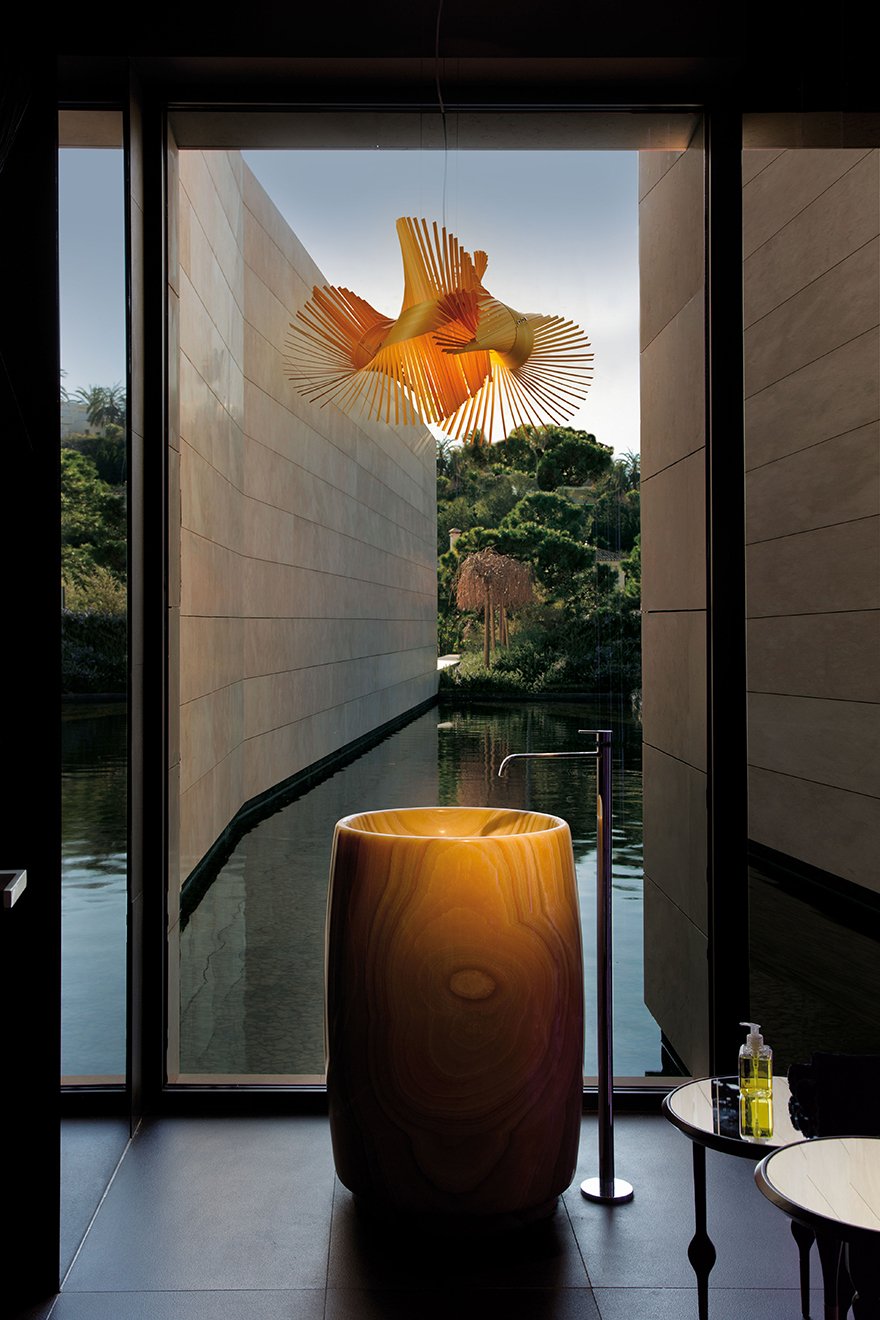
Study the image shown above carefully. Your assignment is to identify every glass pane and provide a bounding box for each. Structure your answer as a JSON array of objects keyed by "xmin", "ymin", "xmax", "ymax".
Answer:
[
  {"xmin": 59, "ymin": 134, "xmax": 127, "ymax": 1084},
  {"xmin": 638, "ymin": 124, "xmax": 708, "ymax": 1079},
  {"xmin": 743, "ymin": 121, "xmax": 880, "ymax": 1079},
  {"xmin": 167, "ymin": 113, "xmax": 700, "ymax": 1087}
]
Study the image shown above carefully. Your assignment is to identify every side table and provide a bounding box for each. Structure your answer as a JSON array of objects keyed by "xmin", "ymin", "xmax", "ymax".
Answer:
[
  {"xmin": 756, "ymin": 1136, "xmax": 880, "ymax": 1320},
  {"xmin": 663, "ymin": 1075, "xmax": 805, "ymax": 1320}
]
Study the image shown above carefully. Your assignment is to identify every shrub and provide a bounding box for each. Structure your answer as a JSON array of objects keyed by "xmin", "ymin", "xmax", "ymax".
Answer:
[
  {"xmin": 62, "ymin": 611, "xmax": 127, "ymax": 694},
  {"xmin": 62, "ymin": 564, "xmax": 127, "ymax": 614}
]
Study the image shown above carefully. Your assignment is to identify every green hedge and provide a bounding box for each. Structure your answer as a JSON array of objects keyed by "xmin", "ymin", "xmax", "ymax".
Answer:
[{"xmin": 62, "ymin": 611, "xmax": 127, "ymax": 694}]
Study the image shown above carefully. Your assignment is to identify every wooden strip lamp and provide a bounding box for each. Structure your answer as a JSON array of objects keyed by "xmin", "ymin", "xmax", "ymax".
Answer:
[
  {"xmin": 325, "ymin": 806, "xmax": 584, "ymax": 1224},
  {"xmin": 285, "ymin": 218, "xmax": 593, "ymax": 443}
]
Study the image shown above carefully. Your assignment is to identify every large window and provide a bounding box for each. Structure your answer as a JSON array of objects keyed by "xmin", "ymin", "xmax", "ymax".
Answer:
[
  {"xmin": 164, "ymin": 110, "xmax": 703, "ymax": 1089},
  {"xmin": 742, "ymin": 125, "xmax": 880, "ymax": 1075},
  {"xmin": 59, "ymin": 116, "xmax": 128, "ymax": 1086}
]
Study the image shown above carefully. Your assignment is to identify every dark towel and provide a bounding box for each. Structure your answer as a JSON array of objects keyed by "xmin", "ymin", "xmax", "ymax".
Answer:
[{"xmin": 788, "ymin": 1052, "xmax": 880, "ymax": 1138}]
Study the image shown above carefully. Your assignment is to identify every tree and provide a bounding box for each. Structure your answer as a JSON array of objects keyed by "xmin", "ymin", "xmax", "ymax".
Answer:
[
  {"xmin": 485, "ymin": 426, "xmax": 538, "ymax": 473},
  {"xmin": 495, "ymin": 522, "xmax": 594, "ymax": 593},
  {"xmin": 74, "ymin": 382, "xmax": 126, "ymax": 431},
  {"xmin": 617, "ymin": 450, "xmax": 640, "ymax": 491},
  {"xmin": 63, "ymin": 429, "xmax": 126, "ymax": 486},
  {"xmin": 61, "ymin": 449, "xmax": 127, "ymax": 587},
  {"xmin": 590, "ymin": 482, "xmax": 640, "ymax": 553},
  {"xmin": 501, "ymin": 489, "xmax": 587, "ymax": 540},
  {"xmin": 621, "ymin": 533, "xmax": 641, "ymax": 602},
  {"xmin": 535, "ymin": 428, "xmax": 614, "ymax": 489}
]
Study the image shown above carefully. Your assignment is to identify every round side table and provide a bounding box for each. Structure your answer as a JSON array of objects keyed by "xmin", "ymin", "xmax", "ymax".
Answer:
[
  {"xmin": 663, "ymin": 1075, "xmax": 805, "ymax": 1319},
  {"xmin": 756, "ymin": 1136, "xmax": 880, "ymax": 1320}
]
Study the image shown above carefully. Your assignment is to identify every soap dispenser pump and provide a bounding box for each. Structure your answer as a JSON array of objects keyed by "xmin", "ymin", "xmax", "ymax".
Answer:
[{"xmin": 738, "ymin": 1022, "xmax": 773, "ymax": 1139}]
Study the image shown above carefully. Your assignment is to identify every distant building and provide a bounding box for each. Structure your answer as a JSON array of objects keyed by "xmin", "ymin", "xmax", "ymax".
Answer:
[{"xmin": 60, "ymin": 399, "xmax": 91, "ymax": 438}]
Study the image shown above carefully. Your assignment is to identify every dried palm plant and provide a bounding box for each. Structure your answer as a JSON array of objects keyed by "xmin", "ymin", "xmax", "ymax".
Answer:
[{"xmin": 456, "ymin": 549, "xmax": 534, "ymax": 664}]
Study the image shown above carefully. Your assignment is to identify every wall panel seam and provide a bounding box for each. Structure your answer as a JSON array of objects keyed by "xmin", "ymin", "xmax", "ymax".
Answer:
[
  {"xmin": 747, "ymin": 763, "xmax": 880, "ymax": 801},
  {"xmin": 637, "ymin": 153, "xmax": 685, "ymax": 205},
  {"xmin": 639, "ymin": 292, "xmax": 703, "ymax": 356},
  {"xmin": 181, "ymin": 612, "xmax": 434, "ymax": 623},
  {"xmin": 180, "ymin": 651, "xmax": 439, "ymax": 705},
  {"xmin": 744, "ymin": 233, "xmax": 879, "ymax": 333},
  {"xmin": 178, "ymin": 344, "xmax": 243, "ymax": 436},
  {"xmin": 747, "ymin": 608, "xmax": 880, "ymax": 622},
  {"xmin": 746, "ymin": 419, "xmax": 880, "ymax": 474},
  {"xmin": 236, "ymin": 679, "xmax": 438, "ymax": 746},
  {"xmin": 642, "ymin": 740, "xmax": 708, "ymax": 772},
  {"xmin": 179, "ymin": 180, "xmax": 246, "ymax": 321},
  {"xmin": 241, "ymin": 357, "xmax": 431, "ymax": 516},
  {"xmin": 743, "ymin": 149, "xmax": 876, "ymax": 262},
  {"xmin": 644, "ymin": 876, "xmax": 709, "ymax": 936},
  {"xmin": 746, "ymin": 510, "xmax": 877, "ymax": 548},
  {"xmin": 741, "ymin": 150, "xmax": 786, "ymax": 192},
  {"xmin": 747, "ymin": 691, "xmax": 880, "ymax": 707},
  {"xmin": 180, "ymin": 526, "xmax": 437, "ymax": 596},
  {"xmin": 179, "ymin": 673, "xmax": 437, "ymax": 800},
  {"xmin": 745, "ymin": 326, "xmax": 880, "ymax": 401},
  {"xmin": 641, "ymin": 444, "xmax": 706, "ymax": 483}
]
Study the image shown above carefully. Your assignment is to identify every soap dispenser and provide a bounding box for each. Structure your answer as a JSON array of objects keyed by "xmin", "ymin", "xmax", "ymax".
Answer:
[{"xmin": 738, "ymin": 1022, "xmax": 773, "ymax": 1139}]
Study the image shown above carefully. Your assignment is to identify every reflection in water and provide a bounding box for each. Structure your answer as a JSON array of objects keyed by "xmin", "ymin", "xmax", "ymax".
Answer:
[
  {"xmin": 61, "ymin": 703, "xmax": 126, "ymax": 1079},
  {"xmin": 179, "ymin": 699, "xmax": 662, "ymax": 1079}
]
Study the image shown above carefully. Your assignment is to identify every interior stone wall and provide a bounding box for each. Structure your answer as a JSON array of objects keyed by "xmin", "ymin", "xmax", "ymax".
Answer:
[
  {"xmin": 743, "ymin": 147, "xmax": 880, "ymax": 892},
  {"xmin": 170, "ymin": 149, "xmax": 438, "ymax": 891},
  {"xmin": 638, "ymin": 138, "xmax": 710, "ymax": 1076}
]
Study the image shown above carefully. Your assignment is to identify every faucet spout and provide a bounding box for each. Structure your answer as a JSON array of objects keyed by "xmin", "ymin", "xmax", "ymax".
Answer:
[{"xmin": 498, "ymin": 751, "xmax": 597, "ymax": 778}]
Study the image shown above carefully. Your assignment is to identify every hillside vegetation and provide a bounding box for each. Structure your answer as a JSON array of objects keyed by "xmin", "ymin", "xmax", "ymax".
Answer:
[{"xmin": 437, "ymin": 426, "xmax": 641, "ymax": 697}]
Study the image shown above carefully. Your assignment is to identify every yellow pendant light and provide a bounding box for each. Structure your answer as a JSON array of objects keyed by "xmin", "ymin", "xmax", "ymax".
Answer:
[{"xmin": 284, "ymin": 217, "xmax": 593, "ymax": 442}]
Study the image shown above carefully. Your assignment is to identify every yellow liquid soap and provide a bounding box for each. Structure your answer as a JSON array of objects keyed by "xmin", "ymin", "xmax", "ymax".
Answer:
[{"xmin": 739, "ymin": 1054, "xmax": 773, "ymax": 1139}]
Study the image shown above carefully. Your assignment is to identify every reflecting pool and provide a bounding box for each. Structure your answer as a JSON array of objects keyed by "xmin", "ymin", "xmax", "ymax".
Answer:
[
  {"xmin": 61, "ymin": 702, "xmax": 127, "ymax": 1080},
  {"xmin": 178, "ymin": 698, "xmax": 664, "ymax": 1081}
]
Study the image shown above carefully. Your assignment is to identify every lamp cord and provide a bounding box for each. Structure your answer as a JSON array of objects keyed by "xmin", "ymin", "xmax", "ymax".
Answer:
[{"xmin": 435, "ymin": 0, "xmax": 448, "ymax": 231}]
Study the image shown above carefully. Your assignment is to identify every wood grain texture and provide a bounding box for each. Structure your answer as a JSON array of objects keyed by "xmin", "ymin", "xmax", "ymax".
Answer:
[{"xmin": 326, "ymin": 807, "xmax": 584, "ymax": 1221}]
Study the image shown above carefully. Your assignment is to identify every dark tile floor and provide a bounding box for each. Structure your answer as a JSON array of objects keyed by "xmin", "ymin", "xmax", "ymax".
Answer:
[{"xmin": 34, "ymin": 1113, "xmax": 823, "ymax": 1319}]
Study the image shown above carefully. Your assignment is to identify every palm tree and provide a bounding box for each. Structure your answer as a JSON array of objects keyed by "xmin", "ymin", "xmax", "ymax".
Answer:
[
  {"xmin": 618, "ymin": 450, "xmax": 640, "ymax": 490},
  {"xmin": 75, "ymin": 383, "xmax": 126, "ymax": 431}
]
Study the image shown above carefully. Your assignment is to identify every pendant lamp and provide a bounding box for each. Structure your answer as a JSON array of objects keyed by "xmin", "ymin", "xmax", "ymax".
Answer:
[{"xmin": 284, "ymin": 217, "xmax": 593, "ymax": 442}]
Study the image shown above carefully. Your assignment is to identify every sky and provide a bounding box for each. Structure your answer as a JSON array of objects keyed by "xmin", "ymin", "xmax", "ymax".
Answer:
[
  {"xmin": 59, "ymin": 145, "xmax": 641, "ymax": 455},
  {"xmin": 58, "ymin": 150, "xmax": 127, "ymax": 399}
]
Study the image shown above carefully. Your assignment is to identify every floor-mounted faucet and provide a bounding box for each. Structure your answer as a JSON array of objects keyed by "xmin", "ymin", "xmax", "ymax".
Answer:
[{"xmin": 499, "ymin": 729, "xmax": 634, "ymax": 1205}]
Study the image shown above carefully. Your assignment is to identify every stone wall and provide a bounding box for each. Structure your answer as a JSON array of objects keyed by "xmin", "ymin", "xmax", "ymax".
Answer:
[
  {"xmin": 744, "ymin": 147, "xmax": 880, "ymax": 892},
  {"xmin": 168, "ymin": 149, "xmax": 438, "ymax": 892},
  {"xmin": 638, "ymin": 138, "xmax": 710, "ymax": 1075}
]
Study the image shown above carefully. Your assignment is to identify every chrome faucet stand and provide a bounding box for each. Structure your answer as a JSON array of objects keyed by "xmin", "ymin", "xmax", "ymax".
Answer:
[{"xmin": 499, "ymin": 728, "xmax": 634, "ymax": 1206}]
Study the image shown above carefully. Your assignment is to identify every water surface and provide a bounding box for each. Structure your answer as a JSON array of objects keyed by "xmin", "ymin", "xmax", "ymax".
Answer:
[
  {"xmin": 179, "ymin": 698, "xmax": 662, "ymax": 1079},
  {"xmin": 61, "ymin": 702, "xmax": 126, "ymax": 1079}
]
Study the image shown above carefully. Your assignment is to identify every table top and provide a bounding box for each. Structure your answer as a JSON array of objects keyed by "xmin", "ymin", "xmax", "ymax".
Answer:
[
  {"xmin": 663, "ymin": 1074, "xmax": 803, "ymax": 1159},
  {"xmin": 755, "ymin": 1136, "xmax": 880, "ymax": 1238}
]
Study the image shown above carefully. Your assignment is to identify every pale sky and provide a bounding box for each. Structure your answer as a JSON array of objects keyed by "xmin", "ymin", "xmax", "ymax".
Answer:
[
  {"xmin": 59, "ymin": 146, "xmax": 640, "ymax": 455},
  {"xmin": 245, "ymin": 148, "xmax": 640, "ymax": 456},
  {"xmin": 58, "ymin": 150, "xmax": 127, "ymax": 399}
]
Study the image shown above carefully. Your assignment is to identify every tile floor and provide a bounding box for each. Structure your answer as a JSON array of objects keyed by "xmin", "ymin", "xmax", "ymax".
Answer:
[{"xmin": 26, "ymin": 1112, "xmax": 824, "ymax": 1319}]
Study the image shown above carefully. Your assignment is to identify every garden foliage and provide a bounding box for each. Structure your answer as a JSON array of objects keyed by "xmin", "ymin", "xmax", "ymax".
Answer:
[{"xmin": 438, "ymin": 427, "xmax": 641, "ymax": 696}]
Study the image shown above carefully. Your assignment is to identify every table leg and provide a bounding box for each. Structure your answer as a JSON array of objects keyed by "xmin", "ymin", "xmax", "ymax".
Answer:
[
  {"xmin": 816, "ymin": 1229, "xmax": 844, "ymax": 1320},
  {"xmin": 791, "ymin": 1221, "xmax": 814, "ymax": 1319},
  {"xmin": 687, "ymin": 1143, "xmax": 716, "ymax": 1320},
  {"xmin": 848, "ymin": 1241, "xmax": 880, "ymax": 1319}
]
